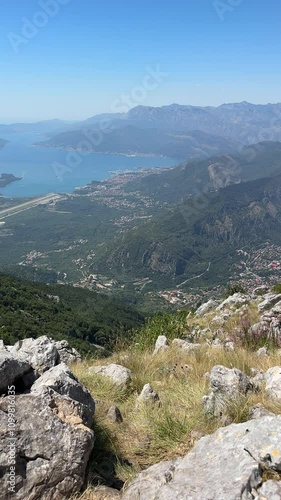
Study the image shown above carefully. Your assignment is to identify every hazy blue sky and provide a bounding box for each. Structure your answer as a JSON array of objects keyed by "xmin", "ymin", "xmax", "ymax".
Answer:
[{"xmin": 1, "ymin": 0, "xmax": 280, "ymax": 122}]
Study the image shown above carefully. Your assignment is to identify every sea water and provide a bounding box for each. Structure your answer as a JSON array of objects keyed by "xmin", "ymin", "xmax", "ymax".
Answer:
[{"xmin": 0, "ymin": 132, "xmax": 176, "ymax": 198}]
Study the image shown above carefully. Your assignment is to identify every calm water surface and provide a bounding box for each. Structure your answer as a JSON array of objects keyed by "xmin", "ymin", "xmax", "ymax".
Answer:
[{"xmin": 0, "ymin": 133, "xmax": 176, "ymax": 197}]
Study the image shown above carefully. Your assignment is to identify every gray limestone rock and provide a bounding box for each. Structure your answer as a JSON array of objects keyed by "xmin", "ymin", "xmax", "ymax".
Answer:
[
  {"xmin": 88, "ymin": 363, "xmax": 132, "ymax": 388},
  {"xmin": 0, "ymin": 390, "xmax": 94, "ymax": 500},
  {"xmin": 137, "ymin": 384, "xmax": 160, "ymax": 406},
  {"xmin": 153, "ymin": 335, "xmax": 169, "ymax": 355},
  {"xmin": 31, "ymin": 363, "xmax": 95, "ymax": 426},
  {"xmin": 122, "ymin": 416, "xmax": 281, "ymax": 500},
  {"xmin": 202, "ymin": 365, "xmax": 253, "ymax": 417},
  {"xmin": 0, "ymin": 351, "xmax": 30, "ymax": 393},
  {"xmin": 265, "ymin": 366, "xmax": 281, "ymax": 401},
  {"xmin": 11, "ymin": 336, "xmax": 59, "ymax": 375}
]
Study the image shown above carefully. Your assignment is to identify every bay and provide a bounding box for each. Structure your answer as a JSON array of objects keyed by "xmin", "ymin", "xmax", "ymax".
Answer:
[{"xmin": 0, "ymin": 132, "xmax": 176, "ymax": 198}]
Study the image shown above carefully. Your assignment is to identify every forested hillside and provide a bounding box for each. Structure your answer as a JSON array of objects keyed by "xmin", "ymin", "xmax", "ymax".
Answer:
[
  {"xmin": 93, "ymin": 172, "xmax": 281, "ymax": 288},
  {"xmin": 125, "ymin": 141, "xmax": 281, "ymax": 203},
  {"xmin": 37, "ymin": 126, "xmax": 239, "ymax": 160},
  {"xmin": 0, "ymin": 273, "xmax": 144, "ymax": 355}
]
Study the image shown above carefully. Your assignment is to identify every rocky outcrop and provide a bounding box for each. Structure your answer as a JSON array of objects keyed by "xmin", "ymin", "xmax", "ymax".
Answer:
[
  {"xmin": 0, "ymin": 338, "xmax": 94, "ymax": 499},
  {"xmin": 122, "ymin": 416, "xmax": 281, "ymax": 500},
  {"xmin": 258, "ymin": 293, "xmax": 281, "ymax": 313},
  {"xmin": 195, "ymin": 299, "xmax": 218, "ymax": 317},
  {"xmin": 31, "ymin": 363, "xmax": 95, "ymax": 426},
  {"xmin": 10, "ymin": 337, "xmax": 81, "ymax": 376},
  {"xmin": 216, "ymin": 293, "xmax": 250, "ymax": 312},
  {"xmin": 89, "ymin": 363, "xmax": 132, "ymax": 388},
  {"xmin": 11, "ymin": 336, "xmax": 59, "ymax": 375},
  {"xmin": 0, "ymin": 389, "xmax": 94, "ymax": 500},
  {"xmin": 55, "ymin": 340, "xmax": 82, "ymax": 364},
  {"xmin": 0, "ymin": 351, "xmax": 30, "ymax": 392},
  {"xmin": 249, "ymin": 310, "xmax": 281, "ymax": 345},
  {"xmin": 202, "ymin": 365, "xmax": 253, "ymax": 417}
]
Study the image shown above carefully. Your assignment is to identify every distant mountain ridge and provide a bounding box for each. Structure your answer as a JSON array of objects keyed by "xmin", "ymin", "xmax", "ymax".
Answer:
[
  {"xmin": 29, "ymin": 101, "xmax": 281, "ymax": 159},
  {"xmin": 36, "ymin": 126, "xmax": 240, "ymax": 160}
]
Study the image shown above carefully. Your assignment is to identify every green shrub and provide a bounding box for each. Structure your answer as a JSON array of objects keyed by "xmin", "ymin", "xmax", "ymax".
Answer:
[
  {"xmin": 272, "ymin": 283, "xmax": 281, "ymax": 294},
  {"xmin": 132, "ymin": 311, "xmax": 189, "ymax": 350},
  {"xmin": 226, "ymin": 282, "xmax": 246, "ymax": 297}
]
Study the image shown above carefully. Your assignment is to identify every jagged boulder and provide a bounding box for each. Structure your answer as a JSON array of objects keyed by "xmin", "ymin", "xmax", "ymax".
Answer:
[
  {"xmin": 195, "ymin": 299, "xmax": 218, "ymax": 317},
  {"xmin": 122, "ymin": 416, "xmax": 281, "ymax": 500},
  {"xmin": 137, "ymin": 384, "xmax": 160, "ymax": 406},
  {"xmin": 31, "ymin": 363, "xmax": 95, "ymax": 426},
  {"xmin": 202, "ymin": 365, "xmax": 253, "ymax": 417},
  {"xmin": 216, "ymin": 293, "xmax": 250, "ymax": 312},
  {"xmin": 11, "ymin": 336, "xmax": 59, "ymax": 375},
  {"xmin": 265, "ymin": 366, "xmax": 281, "ymax": 401},
  {"xmin": 0, "ymin": 389, "xmax": 94, "ymax": 499},
  {"xmin": 153, "ymin": 335, "xmax": 168, "ymax": 355},
  {"xmin": 249, "ymin": 310, "xmax": 281, "ymax": 345},
  {"xmin": 258, "ymin": 293, "xmax": 281, "ymax": 313},
  {"xmin": 89, "ymin": 363, "xmax": 132, "ymax": 388},
  {"xmin": 107, "ymin": 405, "xmax": 123, "ymax": 423},
  {"xmin": 0, "ymin": 351, "xmax": 31, "ymax": 393},
  {"xmin": 55, "ymin": 340, "xmax": 82, "ymax": 364}
]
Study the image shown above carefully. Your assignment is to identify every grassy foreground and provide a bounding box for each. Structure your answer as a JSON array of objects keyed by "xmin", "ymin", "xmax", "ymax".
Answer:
[{"xmin": 72, "ymin": 339, "xmax": 281, "ymax": 498}]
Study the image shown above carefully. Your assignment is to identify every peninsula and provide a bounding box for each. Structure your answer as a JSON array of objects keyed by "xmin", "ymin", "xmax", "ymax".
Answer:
[{"xmin": 0, "ymin": 173, "xmax": 22, "ymax": 188}]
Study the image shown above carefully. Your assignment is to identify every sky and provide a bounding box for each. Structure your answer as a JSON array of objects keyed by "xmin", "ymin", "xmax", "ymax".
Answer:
[{"xmin": 0, "ymin": 0, "xmax": 281, "ymax": 122}]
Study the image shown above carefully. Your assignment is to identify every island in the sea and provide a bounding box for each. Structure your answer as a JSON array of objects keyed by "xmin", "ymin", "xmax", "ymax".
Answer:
[{"xmin": 0, "ymin": 173, "xmax": 22, "ymax": 188}]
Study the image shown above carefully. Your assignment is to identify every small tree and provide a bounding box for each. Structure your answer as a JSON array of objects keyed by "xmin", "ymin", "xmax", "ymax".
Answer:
[{"xmin": 226, "ymin": 282, "xmax": 246, "ymax": 297}]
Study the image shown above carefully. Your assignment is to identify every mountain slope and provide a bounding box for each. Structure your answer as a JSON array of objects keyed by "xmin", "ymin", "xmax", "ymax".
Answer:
[
  {"xmin": 125, "ymin": 141, "xmax": 281, "ymax": 203},
  {"xmin": 0, "ymin": 273, "xmax": 144, "ymax": 354},
  {"xmin": 93, "ymin": 172, "xmax": 281, "ymax": 289}
]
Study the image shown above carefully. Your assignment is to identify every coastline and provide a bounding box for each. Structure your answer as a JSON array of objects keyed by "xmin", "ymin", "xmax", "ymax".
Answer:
[{"xmin": 32, "ymin": 142, "xmax": 172, "ymax": 160}]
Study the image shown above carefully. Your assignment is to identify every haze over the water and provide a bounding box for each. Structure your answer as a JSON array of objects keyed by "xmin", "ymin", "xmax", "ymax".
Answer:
[{"xmin": 1, "ymin": 0, "xmax": 281, "ymax": 123}]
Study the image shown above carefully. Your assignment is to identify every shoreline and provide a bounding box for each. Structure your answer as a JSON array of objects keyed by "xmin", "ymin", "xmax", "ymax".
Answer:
[{"xmin": 32, "ymin": 142, "xmax": 173, "ymax": 160}]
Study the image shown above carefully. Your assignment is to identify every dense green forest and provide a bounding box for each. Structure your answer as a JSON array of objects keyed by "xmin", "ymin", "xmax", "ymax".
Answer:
[{"xmin": 0, "ymin": 273, "xmax": 144, "ymax": 356}]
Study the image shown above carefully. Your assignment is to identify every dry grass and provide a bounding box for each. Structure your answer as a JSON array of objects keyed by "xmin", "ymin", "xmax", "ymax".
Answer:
[{"xmin": 72, "ymin": 343, "xmax": 281, "ymax": 498}]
